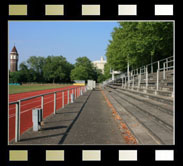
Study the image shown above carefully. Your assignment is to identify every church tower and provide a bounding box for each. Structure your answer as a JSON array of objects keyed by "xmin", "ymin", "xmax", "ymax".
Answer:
[{"xmin": 10, "ymin": 45, "xmax": 19, "ymax": 72}]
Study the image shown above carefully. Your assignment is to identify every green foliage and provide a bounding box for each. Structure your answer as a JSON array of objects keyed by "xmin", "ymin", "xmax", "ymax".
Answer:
[
  {"xmin": 19, "ymin": 62, "xmax": 35, "ymax": 82},
  {"xmin": 10, "ymin": 55, "xmax": 74, "ymax": 83},
  {"xmin": 43, "ymin": 56, "xmax": 74, "ymax": 83},
  {"xmin": 95, "ymin": 68, "xmax": 105, "ymax": 83},
  {"xmin": 27, "ymin": 56, "xmax": 45, "ymax": 82},
  {"xmin": 105, "ymin": 22, "xmax": 173, "ymax": 77},
  {"xmin": 70, "ymin": 57, "xmax": 97, "ymax": 81},
  {"xmin": 70, "ymin": 56, "xmax": 105, "ymax": 82},
  {"xmin": 9, "ymin": 84, "xmax": 72, "ymax": 94},
  {"xmin": 103, "ymin": 63, "xmax": 112, "ymax": 80},
  {"xmin": 9, "ymin": 71, "xmax": 21, "ymax": 83},
  {"xmin": 10, "ymin": 55, "xmax": 104, "ymax": 84}
]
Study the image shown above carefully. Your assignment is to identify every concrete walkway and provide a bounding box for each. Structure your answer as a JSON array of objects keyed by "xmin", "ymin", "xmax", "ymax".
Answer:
[{"xmin": 11, "ymin": 88, "xmax": 125, "ymax": 145}]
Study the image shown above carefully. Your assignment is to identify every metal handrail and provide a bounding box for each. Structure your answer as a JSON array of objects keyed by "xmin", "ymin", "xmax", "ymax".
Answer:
[
  {"xmin": 103, "ymin": 56, "xmax": 174, "ymax": 85},
  {"xmin": 9, "ymin": 87, "xmax": 81, "ymax": 104},
  {"xmin": 9, "ymin": 85, "xmax": 87, "ymax": 142}
]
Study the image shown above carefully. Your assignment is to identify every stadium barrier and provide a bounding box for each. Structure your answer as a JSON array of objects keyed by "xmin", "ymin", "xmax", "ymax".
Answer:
[
  {"xmin": 103, "ymin": 56, "xmax": 174, "ymax": 91},
  {"xmin": 9, "ymin": 86, "xmax": 87, "ymax": 142}
]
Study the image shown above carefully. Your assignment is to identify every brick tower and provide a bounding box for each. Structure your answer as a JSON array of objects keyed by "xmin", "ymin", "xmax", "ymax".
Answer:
[{"xmin": 10, "ymin": 45, "xmax": 19, "ymax": 72}]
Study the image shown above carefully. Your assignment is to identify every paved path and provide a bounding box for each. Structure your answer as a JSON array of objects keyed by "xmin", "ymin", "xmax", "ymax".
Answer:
[{"xmin": 11, "ymin": 89, "xmax": 125, "ymax": 145}]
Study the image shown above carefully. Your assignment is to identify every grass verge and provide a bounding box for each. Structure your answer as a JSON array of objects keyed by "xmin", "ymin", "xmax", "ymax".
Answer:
[{"xmin": 9, "ymin": 84, "xmax": 73, "ymax": 94}]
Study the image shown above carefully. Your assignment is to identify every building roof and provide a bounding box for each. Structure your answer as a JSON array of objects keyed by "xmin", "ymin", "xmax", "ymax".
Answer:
[
  {"xmin": 92, "ymin": 60, "xmax": 106, "ymax": 64},
  {"xmin": 11, "ymin": 46, "xmax": 18, "ymax": 53},
  {"xmin": 92, "ymin": 56, "xmax": 107, "ymax": 64}
]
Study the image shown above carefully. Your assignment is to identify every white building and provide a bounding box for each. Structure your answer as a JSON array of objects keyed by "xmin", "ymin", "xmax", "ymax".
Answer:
[{"xmin": 92, "ymin": 56, "xmax": 107, "ymax": 74}]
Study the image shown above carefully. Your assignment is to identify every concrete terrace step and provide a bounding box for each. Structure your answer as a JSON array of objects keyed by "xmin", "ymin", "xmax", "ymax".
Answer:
[
  {"xmin": 111, "ymin": 83, "xmax": 173, "ymax": 93},
  {"xmin": 141, "ymin": 76, "xmax": 173, "ymax": 80},
  {"xmin": 104, "ymin": 90, "xmax": 161, "ymax": 145},
  {"xmin": 109, "ymin": 89, "xmax": 173, "ymax": 129},
  {"xmin": 134, "ymin": 87, "xmax": 173, "ymax": 97},
  {"xmin": 104, "ymin": 87, "xmax": 173, "ymax": 145},
  {"xmin": 108, "ymin": 85, "xmax": 173, "ymax": 105},
  {"xmin": 112, "ymin": 82, "xmax": 173, "ymax": 91},
  {"xmin": 137, "ymin": 85, "xmax": 173, "ymax": 91},
  {"xmin": 141, "ymin": 78, "xmax": 173, "ymax": 83},
  {"xmin": 106, "ymin": 86, "xmax": 173, "ymax": 115},
  {"xmin": 129, "ymin": 81, "xmax": 173, "ymax": 86},
  {"xmin": 108, "ymin": 88, "xmax": 173, "ymax": 131}
]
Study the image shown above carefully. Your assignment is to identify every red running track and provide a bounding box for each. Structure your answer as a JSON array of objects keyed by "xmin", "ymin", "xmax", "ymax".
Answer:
[{"xmin": 9, "ymin": 85, "xmax": 84, "ymax": 142}]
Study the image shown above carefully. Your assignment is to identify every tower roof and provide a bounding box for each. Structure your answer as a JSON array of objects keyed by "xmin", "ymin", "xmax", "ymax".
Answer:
[{"xmin": 11, "ymin": 46, "xmax": 18, "ymax": 53}]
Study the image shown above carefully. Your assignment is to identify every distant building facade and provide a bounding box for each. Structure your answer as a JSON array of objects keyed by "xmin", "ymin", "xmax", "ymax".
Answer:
[
  {"xmin": 92, "ymin": 56, "xmax": 107, "ymax": 74},
  {"xmin": 10, "ymin": 46, "xmax": 19, "ymax": 72}
]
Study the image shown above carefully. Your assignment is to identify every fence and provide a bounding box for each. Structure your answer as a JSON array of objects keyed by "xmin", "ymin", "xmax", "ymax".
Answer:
[
  {"xmin": 9, "ymin": 86, "xmax": 87, "ymax": 142},
  {"xmin": 103, "ymin": 56, "xmax": 174, "ymax": 90}
]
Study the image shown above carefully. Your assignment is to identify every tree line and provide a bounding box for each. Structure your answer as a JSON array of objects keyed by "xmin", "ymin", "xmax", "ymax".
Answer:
[
  {"xmin": 10, "ymin": 22, "xmax": 173, "ymax": 83},
  {"xmin": 104, "ymin": 22, "xmax": 173, "ymax": 79},
  {"xmin": 9, "ymin": 56, "xmax": 105, "ymax": 84}
]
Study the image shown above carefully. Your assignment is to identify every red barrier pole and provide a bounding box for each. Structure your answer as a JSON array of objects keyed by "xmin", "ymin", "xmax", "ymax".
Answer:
[{"xmin": 62, "ymin": 91, "xmax": 64, "ymax": 108}]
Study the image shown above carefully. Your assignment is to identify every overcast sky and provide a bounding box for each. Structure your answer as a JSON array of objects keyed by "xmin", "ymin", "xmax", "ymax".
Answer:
[{"xmin": 9, "ymin": 21, "xmax": 119, "ymax": 66}]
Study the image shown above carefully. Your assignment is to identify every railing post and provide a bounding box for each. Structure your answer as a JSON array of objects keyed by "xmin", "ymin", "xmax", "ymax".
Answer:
[
  {"xmin": 166, "ymin": 58, "xmax": 168, "ymax": 71},
  {"xmin": 157, "ymin": 69, "xmax": 159, "ymax": 91},
  {"xmin": 41, "ymin": 96, "xmax": 44, "ymax": 119},
  {"xmin": 67, "ymin": 89, "xmax": 69, "ymax": 104},
  {"xmin": 127, "ymin": 65, "xmax": 129, "ymax": 88},
  {"xmin": 163, "ymin": 63, "xmax": 166, "ymax": 80},
  {"xmin": 139, "ymin": 69, "xmax": 141, "ymax": 89},
  {"xmin": 72, "ymin": 89, "xmax": 74, "ymax": 99},
  {"xmin": 71, "ymin": 90, "xmax": 74, "ymax": 103},
  {"xmin": 172, "ymin": 68, "xmax": 174, "ymax": 97},
  {"xmin": 146, "ymin": 66, "xmax": 148, "ymax": 89},
  {"xmin": 62, "ymin": 91, "xmax": 64, "ymax": 108},
  {"xmin": 151, "ymin": 63, "xmax": 153, "ymax": 73},
  {"xmin": 15, "ymin": 100, "xmax": 20, "ymax": 142},
  {"xmin": 81, "ymin": 87, "xmax": 83, "ymax": 95},
  {"xmin": 125, "ymin": 76, "xmax": 126, "ymax": 88},
  {"xmin": 133, "ymin": 75, "xmax": 134, "ymax": 89},
  {"xmin": 121, "ymin": 77, "xmax": 123, "ymax": 87},
  {"xmin": 158, "ymin": 61, "xmax": 160, "ymax": 71},
  {"xmin": 77, "ymin": 87, "xmax": 78, "ymax": 97},
  {"xmin": 75, "ymin": 88, "xmax": 76, "ymax": 99},
  {"xmin": 172, "ymin": 90, "xmax": 174, "ymax": 98},
  {"xmin": 54, "ymin": 92, "xmax": 56, "ymax": 114}
]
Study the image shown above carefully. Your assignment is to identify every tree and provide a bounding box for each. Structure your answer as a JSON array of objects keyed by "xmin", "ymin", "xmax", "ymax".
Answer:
[
  {"xmin": 94, "ymin": 68, "xmax": 105, "ymax": 83},
  {"xmin": 70, "ymin": 57, "xmax": 97, "ymax": 81},
  {"xmin": 27, "ymin": 56, "xmax": 46, "ymax": 82},
  {"xmin": 9, "ymin": 71, "xmax": 21, "ymax": 83},
  {"xmin": 18, "ymin": 62, "xmax": 32, "ymax": 82},
  {"xmin": 103, "ymin": 63, "xmax": 112, "ymax": 80},
  {"xmin": 43, "ymin": 55, "xmax": 73, "ymax": 83},
  {"xmin": 105, "ymin": 22, "xmax": 173, "ymax": 77},
  {"xmin": 10, "ymin": 55, "xmax": 74, "ymax": 83}
]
